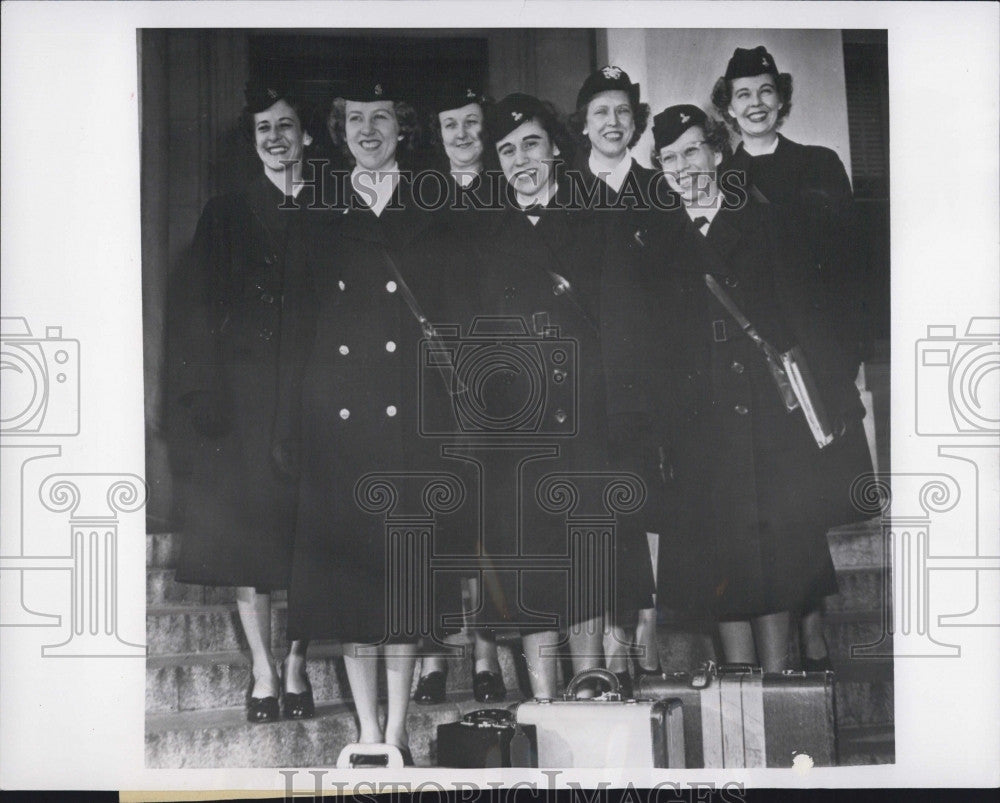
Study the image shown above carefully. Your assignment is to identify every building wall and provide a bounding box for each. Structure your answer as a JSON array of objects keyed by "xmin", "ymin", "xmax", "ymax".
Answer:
[{"xmin": 600, "ymin": 29, "xmax": 851, "ymax": 172}]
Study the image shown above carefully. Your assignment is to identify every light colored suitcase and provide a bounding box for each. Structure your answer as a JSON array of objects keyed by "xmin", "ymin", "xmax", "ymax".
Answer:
[
  {"xmin": 635, "ymin": 662, "xmax": 837, "ymax": 767},
  {"xmin": 514, "ymin": 668, "xmax": 686, "ymax": 768}
]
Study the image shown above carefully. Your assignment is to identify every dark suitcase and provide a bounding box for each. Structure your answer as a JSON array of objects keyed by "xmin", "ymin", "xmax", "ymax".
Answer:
[
  {"xmin": 436, "ymin": 708, "xmax": 537, "ymax": 768},
  {"xmin": 635, "ymin": 662, "xmax": 837, "ymax": 768},
  {"xmin": 515, "ymin": 668, "xmax": 686, "ymax": 768}
]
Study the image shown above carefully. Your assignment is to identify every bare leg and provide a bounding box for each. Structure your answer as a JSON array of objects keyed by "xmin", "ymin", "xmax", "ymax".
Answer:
[
  {"xmin": 384, "ymin": 643, "xmax": 418, "ymax": 751},
  {"xmin": 468, "ymin": 578, "xmax": 501, "ymax": 673},
  {"xmin": 634, "ymin": 606, "xmax": 660, "ymax": 671},
  {"xmin": 283, "ymin": 639, "xmax": 310, "ymax": 694},
  {"xmin": 718, "ymin": 619, "xmax": 757, "ymax": 665},
  {"xmin": 603, "ymin": 622, "xmax": 631, "ymax": 673},
  {"xmin": 752, "ymin": 611, "xmax": 792, "ymax": 672},
  {"xmin": 569, "ymin": 615, "xmax": 604, "ymax": 674},
  {"xmin": 236, "ymin": 587, "xmax": 278, "ymax": 697},
  {"xmin": 342, "ymin": 643, "xmax": 382, "ymax": 743},
  {"xmin": 799, "ymin": 606, "xmax": 830, "ymax": 661},
  {"xmin": 522, "ymin": 630, "xmax": 560, "ymax": 698}
]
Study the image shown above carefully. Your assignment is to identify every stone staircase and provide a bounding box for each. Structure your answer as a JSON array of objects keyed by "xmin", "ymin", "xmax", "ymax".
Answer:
[
  {"xmin": 147, "ymin": 347, "xmax": 892, "ymax": 768},
  {"xmin": 145, "ymin": 519, "xmax": 893, "ymax": 768}
]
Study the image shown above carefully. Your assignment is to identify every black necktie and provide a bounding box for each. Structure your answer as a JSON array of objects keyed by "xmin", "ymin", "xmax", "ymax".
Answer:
[{"xmin": 692, "ymin": 215, "xmax": 710, "ymax": 234}]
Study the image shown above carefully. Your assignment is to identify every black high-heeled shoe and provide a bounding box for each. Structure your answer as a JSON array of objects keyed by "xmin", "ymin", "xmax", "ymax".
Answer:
[
  {"xmin": 413, "ymin": 670, "xmax": 447, "ymax": 705},
  {"xmin": 246, "ymin": 677, "xmax": 279, "ymax": 724},
  {"xmin": 282, "ymin": 672, "xmax": 315, "ymax": 720},
  {"xmin": 473, "ymin": 669, "xmax": 507, "ymax": 703}
]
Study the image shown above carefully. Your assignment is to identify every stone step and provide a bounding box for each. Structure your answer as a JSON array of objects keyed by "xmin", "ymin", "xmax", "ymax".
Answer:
[
  {"xmin": 146, "ymin": 643, "xmax": 524, "ymax": 715},
  {"xmin": 146, "ymin": 567, "xmax": 290, "ymax": 606},
  {"xmin": 148, "ymin": 518, "xmax": 887, "ymax": 575},
  {"xmin": 837, "ymin": 723, "xmax": 895, "ymax": 766},
  {"xmin": 146, "ymin": 684, "xmax": 890, "ymax": 769},
  {"xmin": 145, "ymin": 694, "xmax": 496, "ymax": 769}
]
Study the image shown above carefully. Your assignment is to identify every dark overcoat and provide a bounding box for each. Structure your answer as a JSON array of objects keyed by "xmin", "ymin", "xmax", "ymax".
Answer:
[
  {"xmin": 276, "ymin": 177, "xmax": 476, "ymax": 644},
  {"xmin": 167, "ymin": 175, "xmax": 300, "ymax": 590},
  {"xmin": 602, "ymin": 197, "xmax": 872, "ymax": 619},
  {"xmin": 456, "ymin": 184, "xmax": 650, "ymax": 633},
  {"xmin": 725, "ymin": 135, "xmax": 870, "ymax": 360}
]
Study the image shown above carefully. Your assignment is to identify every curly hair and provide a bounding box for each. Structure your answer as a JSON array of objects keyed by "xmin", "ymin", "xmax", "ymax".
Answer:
[
  {"xmin": 482, "ymin": 98, "xmax": 576, "ymax": 173},
  {"xmin": 567, "ymin": 99, "xmax": 651, "ymax": 153},
  {"xmin": 240, "ymin": 93, "xmax": 315, "ymax": 145},
  {"xmin": 710, "ymin": 72, "xmax": 793, "ymax": 134},
  {"xmin": 651, "ymin": 115, "xmax": 734, "ymax": 165},
  {"xmin": 327, "ymin": 97, "xmax": 421, "ymax": 167},
  {"xmin": 426, "ymin": 99, "xmax": 492, "ymax": 163}
]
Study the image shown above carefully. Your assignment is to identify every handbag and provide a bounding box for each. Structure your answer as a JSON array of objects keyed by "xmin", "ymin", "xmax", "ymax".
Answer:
[{"xmin": 704, "ymin": 273, "xmax": 836, "ymax": 449}]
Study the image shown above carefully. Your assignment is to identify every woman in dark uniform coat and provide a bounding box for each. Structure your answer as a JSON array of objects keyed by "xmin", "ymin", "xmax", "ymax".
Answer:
[
  {"xmin": 167, "ymin": 84, "xmax": 314, "ymax": 722},
  {"xmin": 567, "ymin": 65, "xmax": 661, "ymax": 213},
  {"xmin": 412, "ymin": 85, "xmax": 509, "ymax": 707},
  {"xmin": 274, "ymin": 80, "xmax": 458, "ymax": 762},
  {"xmin": 568, "ymin": 66, "xmax": 661, "ymax": 687},
  {"xmin": 455, "ymin": 93, "xmax": 627, "ymax": 697},
  {"xmin": 604, "ymin": 105, "xmax": 871, "ymax": 671},
  {"xmin": 712, "ymin": 46, "xmax": 871, "ymax": 668}
]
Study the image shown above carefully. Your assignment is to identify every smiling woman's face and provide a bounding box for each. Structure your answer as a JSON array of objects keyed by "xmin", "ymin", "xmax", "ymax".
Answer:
[
  {"xmin": 253, "ymin": 100, "xmax": 312, "ymax": 172},
  {"xmin": 727, "ymin": 74, "xmax": 782, "ymax": 138},
  {"xmin": 495, "ymin": 118, "xmax": 559, "ymax": 200},
  {"xmin": 584, "ymin": 89, "xmax": 634, "ymax": 162},
  {"xmin": 345, "ymin": 100, "xmax": 400, "ymax": 171},
  {"xmin": 438, "ymin": 102, "xmax": 484, "ymax": 171}
]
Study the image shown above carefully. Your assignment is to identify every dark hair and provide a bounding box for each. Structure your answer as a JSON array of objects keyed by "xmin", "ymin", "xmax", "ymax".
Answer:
[
  {"xmin": 327, "ymin": 97, "xmax": 421, "ymax": 167},
  {"xmin": 240, "ymin": 93, "xmax": 315, "ymax": 144},
  {"xmin": 426, "ymin": 99, "xmax": 492, "ymax": 165},
  {"xmin": 710, "ymin": 72, "xmax": 793, "ymax": 134},
  {"xmin": 650, "ymin": 115, "xmax": 734, "ymax": 165},
  {"xmin": 567, "ymin": 97, "xmax": 651, "ymax": 152},
  {"xmin": 482, "ymin": 98, "xmax": 576, "ymax": 172}
]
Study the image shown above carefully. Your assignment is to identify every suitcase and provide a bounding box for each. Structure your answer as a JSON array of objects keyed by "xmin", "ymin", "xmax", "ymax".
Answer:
[
  {"xmin": 436, "ymin": 708, "xmax": 537, "ymax": 768},
  {"xmin": 635, "ymin": 662, "xmax": 837, "ymax": 768},
  {"xmin": 515, "ymin": 668, "xmax": 686, "ymax": 768}
]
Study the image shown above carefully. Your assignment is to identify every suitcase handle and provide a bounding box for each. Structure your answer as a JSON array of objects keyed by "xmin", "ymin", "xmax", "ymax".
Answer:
[
  {"xmin": 563, "ymin": 667, "xmax": 622, "ymax": 700},
  {"xmin": 462, "ymin": 708, "xmax": 514, "ymax": 727}
]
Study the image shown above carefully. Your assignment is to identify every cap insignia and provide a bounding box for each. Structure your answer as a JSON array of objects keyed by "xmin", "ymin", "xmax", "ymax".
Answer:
[{"xmin": 601, "ymin": 66, "xmax": 622, "ymax": 80}]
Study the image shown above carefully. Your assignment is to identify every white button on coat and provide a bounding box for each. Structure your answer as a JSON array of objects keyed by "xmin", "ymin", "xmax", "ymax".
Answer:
[
  {"xmin": 339, "ymin": 345, "xmax": 350, "ymax": 355},
  {"xmin": 338, "ymin": 280, "xmax": 346, "ymax": 291},
  {"xmin": 339, "ymin": 408, "xmax": 350, "ymax": 420},
  {"xmin": 386, "ymin": 405, "xmax": 397, "ymax": 417},
  {"xmin": 385, "ymin": 341, "xmax": 396, "ymax": 352},
  {"xmin": 386, "ymin": 281, "xmax": 398, "ymax": 293}
]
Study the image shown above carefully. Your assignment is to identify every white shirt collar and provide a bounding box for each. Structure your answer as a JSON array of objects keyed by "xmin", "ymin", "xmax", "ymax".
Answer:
[
  {"xmin": 516, "ymin": 181, "xmax": 558, "ymax": 225},
  {"xmin": 589, "ymin": 151, "xmax": 632, "ymax": 194},
  {"xmin": 351, "ymin": 162, "xmax": 400, "ymax": 217},
  {"xmin": 452, "ymin": 170, "xmax": 477, "ymax": 188},
  {"xmin": 744, "ymin": 136, "xmax": 780, "ymax": 156}
]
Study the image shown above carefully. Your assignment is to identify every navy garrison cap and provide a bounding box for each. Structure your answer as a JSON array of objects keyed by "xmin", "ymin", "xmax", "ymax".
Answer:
[
  {"xmin": 486, "ymin": 93, "xmax": 549, "ymax": 142},
  {"xmin": 652, "ymin": 104, "xmax": 707, "ymax": 151},
  {"xmin": 433, "ymin": 85, "xmax": 488, "ymax": 116},
  {"xmin": 244, "ymin": 82, "xmax": 288, "ymax": 114},
  {"xmin": 724, "ymin": 46, "xmax": 779, "ymax": 80},
  {"xmin": 341, "ymin": 78, "xmax": 395, "ymax": 103},
  {"xmin": 575, "ymin": 65, "xmax": 640, "ymax": 110}
]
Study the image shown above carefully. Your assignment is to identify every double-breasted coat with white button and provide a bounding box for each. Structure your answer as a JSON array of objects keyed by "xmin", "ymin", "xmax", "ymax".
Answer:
[
  {"xmin": 458, "ymin": 187, "xmax": 649, "ymax": 632},
  {"xmin": 275, "ymin": 179, "xmax": 473, "ymax": 644},
  {"xmin": 602, "ymin": 198, "xmax": 872, "ymax": 620},
  {"xmin": 168, "ymin": 175, "xmax": 299, "ymax": 590}
]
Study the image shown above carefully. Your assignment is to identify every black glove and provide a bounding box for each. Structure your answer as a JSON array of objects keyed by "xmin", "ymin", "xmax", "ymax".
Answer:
[{"xmin": 184, "ymin": 389, "xmax": 232, "ymax": 438}]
